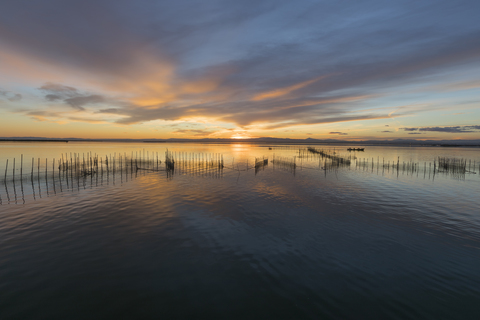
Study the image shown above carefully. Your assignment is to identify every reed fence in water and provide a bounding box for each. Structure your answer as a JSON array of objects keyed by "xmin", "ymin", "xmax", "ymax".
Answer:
[
  {"xmin": 271, "ymin": 155, "xmax": 296, "ymax": 169},
  {"xmin": 0, "ymin": 149, "xmax": 226, "ymax": 205},
  {"xmin": 306, "ymin": 147, "xmax": 352, "ymax": 166}
]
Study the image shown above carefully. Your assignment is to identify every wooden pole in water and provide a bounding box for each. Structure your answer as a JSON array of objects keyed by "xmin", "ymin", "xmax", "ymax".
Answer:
[
  {"xmin": 20, "ymin": 154, "xmax": 23, "ymax": 180},
  {"xmin": 13, "ymin": 158, "xmax": 15, "ymax": 182},
  {"xmin": 5, "ymin": 159, "xmax": 8, "ymax": 182}
]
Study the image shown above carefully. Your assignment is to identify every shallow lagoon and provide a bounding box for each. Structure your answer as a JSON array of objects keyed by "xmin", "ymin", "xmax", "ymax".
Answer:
[{"xmin": 1, "ymin": 142, "xmax": 480, "ymax": 319}]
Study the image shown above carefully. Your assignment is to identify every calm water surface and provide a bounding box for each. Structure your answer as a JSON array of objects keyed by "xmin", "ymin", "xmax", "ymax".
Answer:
[{"xmin": 1, "ymin": 142, "xmax": 480, "ymax": 319}]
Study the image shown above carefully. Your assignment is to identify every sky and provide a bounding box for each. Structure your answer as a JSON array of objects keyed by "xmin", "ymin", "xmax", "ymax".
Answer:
[{"xmin": 0, "ymin": 0, "xmax": 479, "ymax": 140}]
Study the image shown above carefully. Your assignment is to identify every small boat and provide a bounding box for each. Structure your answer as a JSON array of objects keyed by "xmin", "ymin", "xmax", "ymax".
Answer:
[{"xmin": 347, "ymin": 148, "xmax": 364, "ymax": 151}]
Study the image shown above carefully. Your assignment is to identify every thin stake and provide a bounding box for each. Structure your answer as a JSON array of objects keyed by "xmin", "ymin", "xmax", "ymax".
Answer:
[{"xmin": 4, "ymin": 159, "xmax": 8, "ymax": 182}]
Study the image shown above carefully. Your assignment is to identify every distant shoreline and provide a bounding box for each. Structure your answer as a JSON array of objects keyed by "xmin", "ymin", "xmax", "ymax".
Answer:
[
  {"xmin": 0, "ymin": 139, "xmax": 69, "ymax": 142},
  {"xmin": 1, "ymin": 138, "xmax": 479, "ymax": 148}
]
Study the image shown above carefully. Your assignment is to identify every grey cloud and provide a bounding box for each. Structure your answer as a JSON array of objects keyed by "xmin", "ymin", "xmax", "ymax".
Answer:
[
  {"xmin": 39, "ymin": 83, "xmax": 78, "ymax": 95},
  {"xmin": 97, "ymin": 108, "xmax": 122, "ymax": 114},
  {"xmin": 0, "ymin": 89, "xmax": 22, "ymax": 102},
  {"xmin": 381, "ymin": 130, "xmax": 392, "ymax": 133},
  {"xmin": 39, "ymin": 82, "xmax": 107, "ymax": 111},
  {"xmin": 65, "ymin": 95, "xmax": 104, "ymax": 110},
  {"xmin": 27, "ymin": 110, "xmax": 58, "ymax": 117},
  {"xmin": 329, "ymin": 132, "xmax": 348, "ymax": 135},
  {"xmin": 45, "ymin": 94, "xmax": 61, "ymax": 101},
  {"xmin": 402, "ymin": 125, "xmax": 480, "ymax": 133},
  {"xmin": 8, "ymin": 93, "xmax": 22, "ymax": 101}
]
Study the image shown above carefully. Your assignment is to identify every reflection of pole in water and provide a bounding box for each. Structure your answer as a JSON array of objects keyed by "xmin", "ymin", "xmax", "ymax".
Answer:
[
  {"xmin": 52, "ymin": 158, "xmax": 56, "ymax": 194},
  {"xmin": 76, "ymin": 163, "xmax": 79, "ymax": 191},
  {"xmin": 31, "ymin": 171, "xmax": 36, "ymax": 200},
  {"xmin": 4, "ymin": 181, "xmax": 10, "ymax": 204},
  {"xmin": 70, "ymin": 158, "xmax": 74, "ymax": 192},
  {"xmin": 13, "ymin": 174, "xmax": 17, "ymax": 204},
  {"xmin": 20, "ymin": 175, "xmax": 25, "ymax": 204},
  {"xmin": 37, "ymin": 163, "xmax": 42, "ymax": 198},
  {"xmin": 45, "ymin": 158, "xmax": 49, "ymax": 196},
  {"xmin": 65, "ymin": 158, "xmax": 70, "ymax": 189},
  {"xmin": 58, "ymin": 161, "xmax": 63, "ymax": 193}
]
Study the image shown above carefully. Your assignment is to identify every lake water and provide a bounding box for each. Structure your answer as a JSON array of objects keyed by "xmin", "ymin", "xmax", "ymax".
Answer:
[{"xmin": 1, "ymin": 142, "xmax": 480, "ymax": 319}]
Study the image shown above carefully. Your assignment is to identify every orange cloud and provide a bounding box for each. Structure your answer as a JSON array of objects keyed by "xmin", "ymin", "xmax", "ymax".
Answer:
[{"xmin": 251, "ymin": 75, "xmax": 329, "ymax": 101}]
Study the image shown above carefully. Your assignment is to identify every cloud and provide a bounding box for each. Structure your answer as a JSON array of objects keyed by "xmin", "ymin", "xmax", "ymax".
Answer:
[
  {"xmin": 251, "ymin": 76, "xmax": 328, "ymax": 101},
  {"xmin": 65, "ymin": 95, "xmax": 104, "ymax": 110},
  {"xmin": 25, "ymin": 109, "xmax": 114, "ymax": 124},
  {"xmin": 39, "ymin": 82, "xmax": 112, "ymax": 111},
  {"xmin": 8, "ymin": 93, "xmax": 22, "ymax": 102},
  {"xmin": 401, "ymin": 125, "xmax": 480, "ymax": 133},
  {"xmin": 381, "ymin": 130, "xmax": 392, "ymax": 133},
  {"xmin": 173, "ymin": 129, "xmax": 215, "ymax": 137},
  {"xmin": 0, "ymin": 89, "xmax": 22, "ymax": 102},
  {"xmin": 329, "ymin": 132, "xmax": 348, "ymax": 135},
  {"xmin": 39, "ymin": 83, "xmax": 78, "ymax": 95}
]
